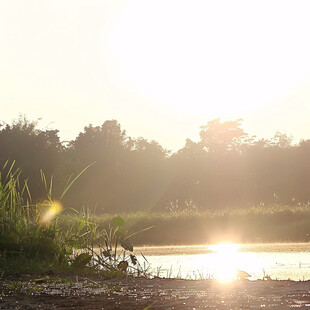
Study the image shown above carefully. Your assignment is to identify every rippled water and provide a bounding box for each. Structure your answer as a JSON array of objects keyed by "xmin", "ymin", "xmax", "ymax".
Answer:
[{"xmin": 135, "ymin": 243, "xmax": 310, "ymax": 281}]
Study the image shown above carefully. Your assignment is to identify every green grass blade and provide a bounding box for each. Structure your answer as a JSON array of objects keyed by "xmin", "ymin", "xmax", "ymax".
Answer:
[{"xmin": 60, "ymin": 163, "xmax": 93, "ymax": 200}]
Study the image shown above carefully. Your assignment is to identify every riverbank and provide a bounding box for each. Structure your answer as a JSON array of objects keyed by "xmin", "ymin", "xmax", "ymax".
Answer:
[
  {"xmin": 86, "ymin": 205, "xmax": 310, "ymax": 245},
  {"xmin": 1, "ymin": 275, "xmax": 310, "ymax": 309}
]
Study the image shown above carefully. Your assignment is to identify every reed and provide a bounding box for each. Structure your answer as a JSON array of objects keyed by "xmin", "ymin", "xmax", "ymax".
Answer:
[{"xmin": 85, "ymin": 205, "xmax": 310, "ymax": 245}]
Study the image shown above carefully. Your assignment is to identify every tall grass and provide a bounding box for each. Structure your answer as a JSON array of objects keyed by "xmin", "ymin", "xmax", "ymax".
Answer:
[
  {"xmin": 87, "ymin": 205, "xmax": 310, "ymax": 245},
  {"xmin": 0, "ymin": 161, "xmax": 72, "ymax": 274},
  {"xmin": 0, "ymin": 162, "xmax": 149, "ymax": 276}
]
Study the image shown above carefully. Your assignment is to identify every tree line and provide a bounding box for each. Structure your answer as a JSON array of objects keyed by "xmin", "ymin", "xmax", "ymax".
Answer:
[{"xmin": 0, "ymin": 115, "xmax": 309, "ymax": 213}]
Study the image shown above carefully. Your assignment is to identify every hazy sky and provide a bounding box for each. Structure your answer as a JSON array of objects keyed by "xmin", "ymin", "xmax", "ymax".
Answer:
[{"xmin": 1, "ymin": 0, "xmax": 310, "ymax": 150}]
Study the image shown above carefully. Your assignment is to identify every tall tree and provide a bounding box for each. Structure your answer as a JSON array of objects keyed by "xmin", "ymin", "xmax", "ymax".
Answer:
[{"xmin": 200, "ymin": 118, "xmax": 247, "ymax": 153}]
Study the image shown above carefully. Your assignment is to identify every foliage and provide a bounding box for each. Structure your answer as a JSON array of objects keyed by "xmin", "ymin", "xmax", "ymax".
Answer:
[
  {"xmin": 199, "ymin": 118, "xmax": 247, "ymax": 152},
  {"xmin": 1, "ymin": 115, "xmax": 310, "ymax": 212},
  {"xmin": 0, "ymin": 162, "xmax": 150, "ymax": 276},
  {"xmin": 88, "ymin": 205, "xmax": 310, "ymax": 245},
  {"xmin": 64, "ymin": 210, "xmax": 152, "ymax": 276}
]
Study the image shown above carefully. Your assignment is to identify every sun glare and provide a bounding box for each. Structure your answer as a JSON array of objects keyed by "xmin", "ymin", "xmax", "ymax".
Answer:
[
  {"xmin": 110, "ymin": 1, "xmax": 310, "ymax": 117},
  {"xmin": 211, "ymin": 243, "xmax": 241, "ymax": 282}
]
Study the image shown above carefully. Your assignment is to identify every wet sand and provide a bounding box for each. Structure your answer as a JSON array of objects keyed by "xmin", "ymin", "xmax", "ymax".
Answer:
[{"xmin": 1, "ymin": 276, "xmax": 310, "ymax": 309}]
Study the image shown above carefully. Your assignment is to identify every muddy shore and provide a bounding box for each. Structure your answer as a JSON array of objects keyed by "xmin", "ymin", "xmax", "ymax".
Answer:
[{"xmin": 1, "ymin": 276, "xmax": 310, "ymax": 309}]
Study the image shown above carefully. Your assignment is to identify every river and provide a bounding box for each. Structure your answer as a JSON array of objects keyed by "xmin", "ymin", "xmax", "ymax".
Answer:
[{"xmin": 135, "ymin": 243, "xmax": 310, "ymax": 281}]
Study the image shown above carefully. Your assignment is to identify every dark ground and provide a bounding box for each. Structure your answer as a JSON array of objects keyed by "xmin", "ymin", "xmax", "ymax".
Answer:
[{"xmin": 1, "ymin": 276, "xmax": 310, "ymax": 309}]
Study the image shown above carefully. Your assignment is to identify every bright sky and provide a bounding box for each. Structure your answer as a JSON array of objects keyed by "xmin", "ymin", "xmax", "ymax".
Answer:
[{"xmin": 1, "ymin": 0, "xmax": 310, "ymax": 151}]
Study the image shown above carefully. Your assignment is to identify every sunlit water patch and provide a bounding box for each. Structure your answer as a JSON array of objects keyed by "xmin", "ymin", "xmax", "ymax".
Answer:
[{"xmin": 135, "ymin": 243, "xmax": 310, "ymax": 281}]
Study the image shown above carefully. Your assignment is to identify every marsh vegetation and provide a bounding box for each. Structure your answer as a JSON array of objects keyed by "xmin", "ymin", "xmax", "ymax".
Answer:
[
  {"xmin": 85, "ymin": 205, "xmax": 310, "ymax": 245},
  {"xmin": 0, "ymin": 162, "xmax": 149, "ymax": 276}
]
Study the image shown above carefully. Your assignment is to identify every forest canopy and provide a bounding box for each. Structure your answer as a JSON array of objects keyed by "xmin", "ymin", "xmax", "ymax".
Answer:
[{"xmin": 0, "ymin": 115, "xmax": 309, "ymax": 213}]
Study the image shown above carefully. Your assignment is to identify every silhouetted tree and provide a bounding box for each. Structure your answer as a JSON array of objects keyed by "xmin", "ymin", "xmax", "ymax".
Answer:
[
  {"xmin": 0, "ymin": 115, "xmax": 64, "ymax": 201},
  {"xmin": 200, "ymin": 118, "xmax": 247, "ymax": 153},
  {"xmin": 1, "ymin": 115, "xmax": 310, "ymax": 213}
]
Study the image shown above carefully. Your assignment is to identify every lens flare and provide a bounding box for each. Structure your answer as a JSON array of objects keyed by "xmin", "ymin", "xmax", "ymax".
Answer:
[{"xmin": 39, "ymin": 201, "xmax": 62, "ymax": 224}]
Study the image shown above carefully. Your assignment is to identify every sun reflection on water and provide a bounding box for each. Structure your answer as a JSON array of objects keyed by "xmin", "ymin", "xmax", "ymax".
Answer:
[
  {"xmin": 209, "ymin": 243, "xmax": 240, "ymax": 282},
  {"xmin": 137, "ymin": 244, "xmax": 310, "ymax": 281}
]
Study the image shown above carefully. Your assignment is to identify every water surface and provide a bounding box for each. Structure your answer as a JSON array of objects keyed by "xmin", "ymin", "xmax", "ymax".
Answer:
[{"xmin": 135, "ymin": 243, "xmax": 310, "ymax": 281}]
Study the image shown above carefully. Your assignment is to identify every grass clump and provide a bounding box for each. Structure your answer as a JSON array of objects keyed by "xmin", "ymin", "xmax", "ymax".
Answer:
[
  {"xmin": 0, "ymin": 161, "xmax": 76, "ymax": 275},
  {"xmin": 0, "ymin": 161, "xmax": 150, "ymax": 277}
]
